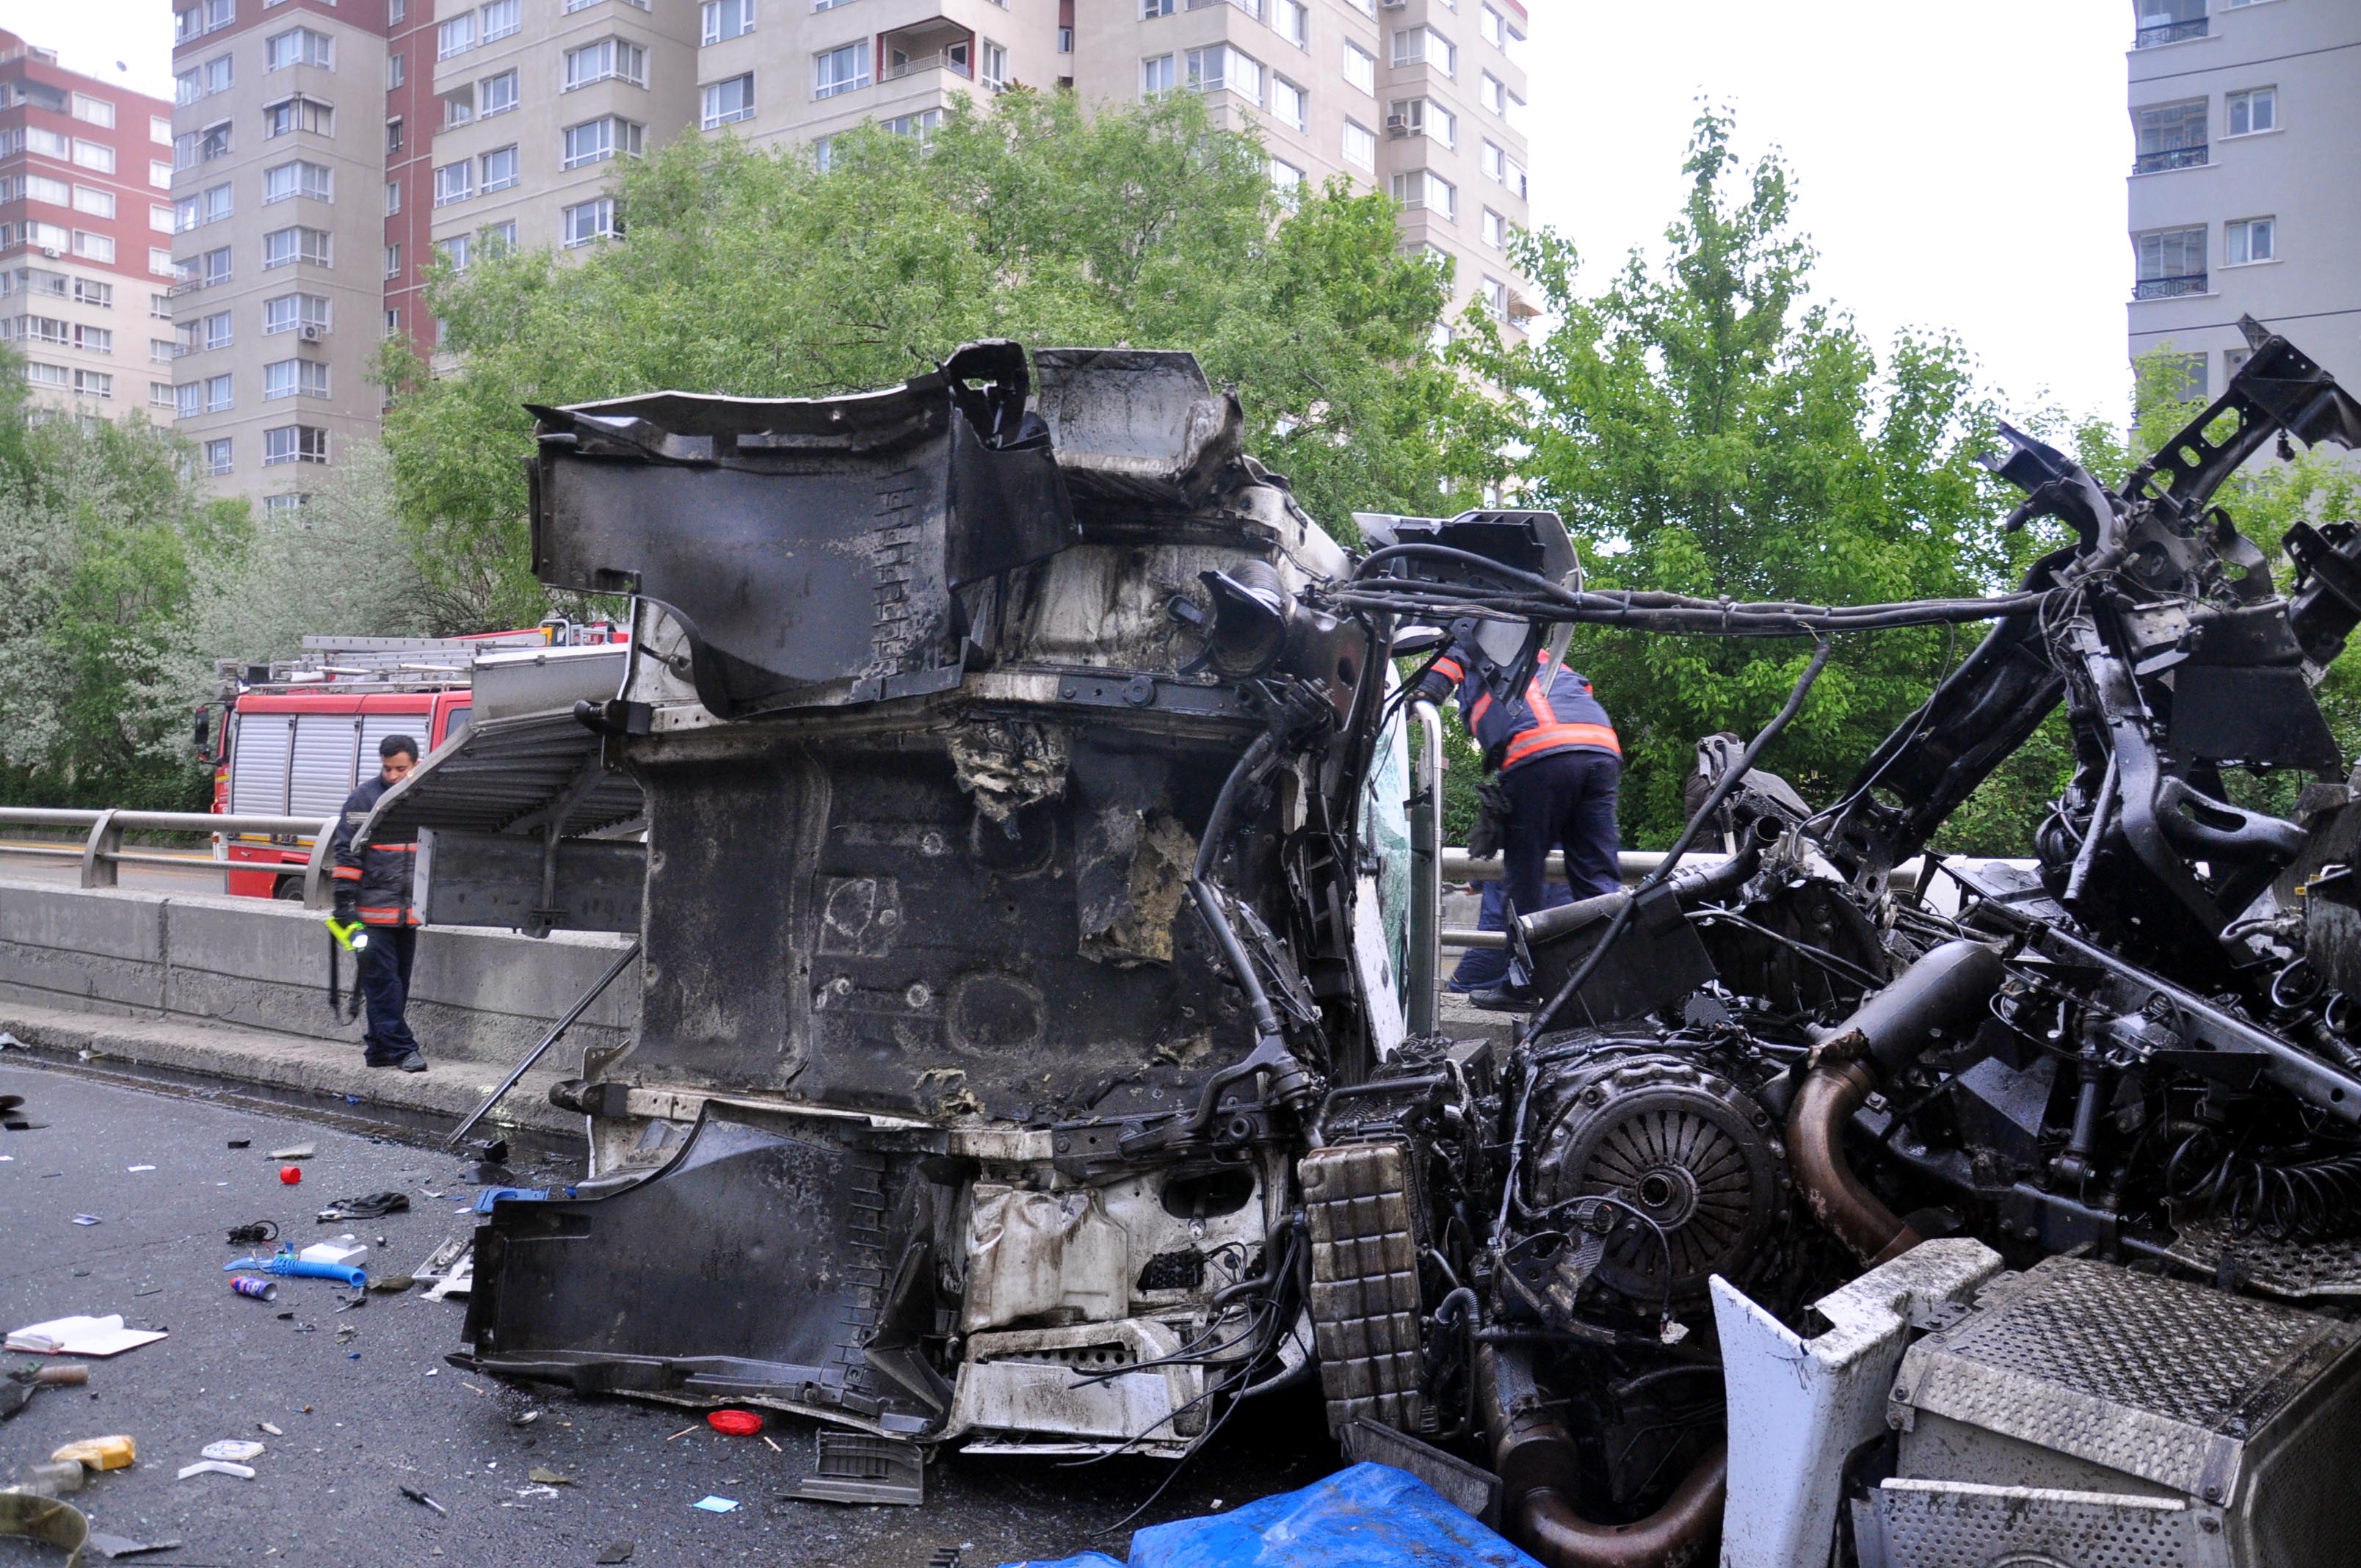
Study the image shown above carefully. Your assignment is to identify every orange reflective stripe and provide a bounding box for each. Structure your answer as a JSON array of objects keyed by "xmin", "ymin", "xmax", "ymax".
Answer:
[
  {"xmin": 1469, "ymin": 692, "xmax": 1493, "ymax": 727},
  {"xmin": 1504, "ymin": 722, "xmax": 1621, "ymax": 767},
  {"xmin": 1526, "ymin": 678, "xmax": 1558, "ymax": 726},
  {"xmin": 1432, "ymin": 656, "xmax": 1465, "ymax": 684},
  {"xmin": 331, "ymin": 866, "xmax": 362, "ymax": 881}
]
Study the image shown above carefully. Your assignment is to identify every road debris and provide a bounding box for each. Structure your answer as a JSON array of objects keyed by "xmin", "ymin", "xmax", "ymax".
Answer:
[
  {"xmin": 399, "ymin": 1485, "xmax": 448, "ymax": 1515},
  {"xmin": 269, "ymin": 1144, "xmax": 315, "ymax": 1161},
  {"xmin": 125, "ymin": 1165, "xmax": 153, "ymax": 1173},
  {"xmin": 594, "ymin": 1545, "xmax": 634, "ymax": 1564},
  {"xmin": 258, "ymin": 1421, "xmax": 283, "ymax": 1436},
  {"xmin": 706, "ymin": 1409, "xmax": 762, "ymax": 1437},
  {"xmin": 51, "ymin": 1435, "xmax": 135, "ymax": 1471},
  {"xmin": 85, "ymin": 1531, "xmax": 186, "ymax": 1560},
  {"xmin": 230, "ymin": 1277, "xmax": 278, "ymax": 1302},
  {"xmin": 690, "ymin": 1496, "xmax": 739, "ymax": 1514},
  {"xmin": 1, "ymin": 1362, "xmax": 88, "ymax": 1421},
  {"xmin": 7, "ymin": 1316, "xmax": 164, "ymax": 1357},
  {"xmin": 316, "ymin": 1191, "xmax": 410, "ymax": 1222},
  {"xmin": 200, "ymin": 1440, "xmax": 265, "ymax": 1462},
  {"xmin": 175, "ymin": 1461, "xmax": 256, "ymax": 1481},
  {"xmin": 0, "ymin": 1493, "xmax": 89, "ymax": 1559},
  {"xmin": 70, "ymin": 1214, "xmax": 99, "ymax": 1225},
  {"xmin": 527, "ymin": 1467, "xmax": 575, "ymax": 1487},
  {"xmin": 225, "ymin": 1221, "xmax": 278, "ymax": 1245}
]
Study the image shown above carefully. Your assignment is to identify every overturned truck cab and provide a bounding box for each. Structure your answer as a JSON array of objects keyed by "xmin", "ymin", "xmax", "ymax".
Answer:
[{"xmin": 451, "ymin": 342, "xmax": 1421, "ymax": 1462}]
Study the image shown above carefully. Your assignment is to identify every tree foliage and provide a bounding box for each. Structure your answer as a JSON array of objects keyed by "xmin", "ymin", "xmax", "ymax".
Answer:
[
  {"xmin": 0, "ymin": 377, "xmax": 246, "ymax": 809},
  {"xmin": 383, "ymin": 90, "xmax": 1504, "ymax": 625},
  {"xmin": 1459, "ymin": 112, "xmax": 2106, "ymax": 852}
]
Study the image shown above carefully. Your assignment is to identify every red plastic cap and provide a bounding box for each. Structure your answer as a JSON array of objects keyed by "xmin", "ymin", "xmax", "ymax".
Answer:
[
  {"xmin": 279, "ymin": 1165, "xmax": 302, "ymax": 1185},
  {"xmin": 706, "ymin": 1409, "xmax": 763, "ymax": 1437}
]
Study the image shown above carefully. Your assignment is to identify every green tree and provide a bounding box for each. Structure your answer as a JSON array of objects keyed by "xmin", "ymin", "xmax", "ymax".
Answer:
[
  {"xmin": 1460, "ymin": 111, "xmax": 2083, "ymax": 852},
  {"xmin": 0, "ymin": 378, "xmax": 247, "ymax": 809},
  {"xmin": 382, "ymin": 90, "xmax": 1504, "ymax": 625}
]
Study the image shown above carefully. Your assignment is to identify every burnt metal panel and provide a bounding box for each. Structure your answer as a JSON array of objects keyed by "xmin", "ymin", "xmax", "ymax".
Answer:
[
  {"xmin": 418, "ymin": 830, "xmax": 643, "ymax": 933},
  {"xmin": 2169, "ymin": 664, "xmax": 2342, "ymax": 772}
]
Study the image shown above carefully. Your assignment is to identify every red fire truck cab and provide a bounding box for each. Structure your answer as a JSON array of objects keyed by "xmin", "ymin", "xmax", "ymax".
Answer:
[{"xmin": 203, "ymin": 623, "xmax": 622, "ymax": 899}]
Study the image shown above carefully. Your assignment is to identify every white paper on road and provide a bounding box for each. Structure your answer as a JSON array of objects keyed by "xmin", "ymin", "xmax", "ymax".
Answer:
[{"xmin": 5, "ymin": 1313, "xmax": 169, "ymax": 1357}]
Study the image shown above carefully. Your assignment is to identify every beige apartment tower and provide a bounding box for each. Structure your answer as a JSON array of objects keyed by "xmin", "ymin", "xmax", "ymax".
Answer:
[{"xmin": 170, "ymin": 0, "xmax": 1534, "ymax": 510}]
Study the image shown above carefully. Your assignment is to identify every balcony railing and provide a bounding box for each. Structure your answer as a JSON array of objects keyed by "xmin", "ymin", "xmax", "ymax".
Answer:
[
  {"xmin": 2133, "ymin": 272, "xmax": 2208, "ymax": 300},
  {"xmin": 2133, "ymin": 143, "xmax": 2208, "ymax": 173},
  {"xmin": 882, "ymin": 51, "xmax": 970, "ymax": 81},
  {"xmin": 2134, "ymin": 17, "xmax": 2207, "ymax": 47}
]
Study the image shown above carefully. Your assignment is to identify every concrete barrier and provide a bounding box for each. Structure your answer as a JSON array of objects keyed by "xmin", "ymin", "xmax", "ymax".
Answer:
[{"xmin": 0, "ymin": 876, "xmax": 638, "ymax": 1070}]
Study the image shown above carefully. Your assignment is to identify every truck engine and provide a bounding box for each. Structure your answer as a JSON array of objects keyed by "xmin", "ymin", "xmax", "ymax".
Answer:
[{"xmin": 374, "ymin": 325, "xmax": 2361, "ymax": 1566}]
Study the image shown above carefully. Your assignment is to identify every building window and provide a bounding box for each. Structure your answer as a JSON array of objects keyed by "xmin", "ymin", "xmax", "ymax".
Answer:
[
  {"xmin": 204, "ymin": 438, "xmax": 233, "ymax": 473},
  {"xmin": 263, "ymin": 493, "xmax": 313, "ymax": 515},
  {"xmin": 387, "ymin": 117, "xmax": 405, "ymax": 156},
  {"xmin": 150, "ymin": 160, "xmax": 172, "ymax": 189},
  {"xmin": 481, "ymin": 70, "xmax": 520, "ymax": 117},
  {"xmin": 72, "ymin": 93, "xmax": 115, "ymax": 128},
  {"xmin": 562, "ymin": 197, "xmax": 618, "ymax": 247},
  {"xmin": 482, "ymin": 145, "xmax": 520, "ymax": 192},
  {"xmin": 2226, "ymin": 215, "xmax": 2276, "ymax": 266},
  {"xmin": 23, "ymin": 361, "xmax": 69, "ymax": 391},
  {"xmin": 73, "ymin": 231, "xmax": 115, "ymax": 264},
  {"xmin": 74, "ymin": 369, "xmax": 113, "ymax": 400},
  {"xmin": 1141, "ymin": 54, "xmax": 1175, "ymax": 98},
  {"xmin": 1342, "ymin": 119, "xmax": 1374, "ymax": 170},
  {"xmin": 264, "ymin": 27, "xmax": 333, "ymax": 70},
  {"xmin": 438, "ymin": 12, "xmax": 477, "ymax": 59},
  {"xmin": 1481, "ymin": 139, "xmax": 1504, "ymax": 181},
  {"xmin": 174, "ymin": 0, "xmax": 234, "ymax": 43},
  {"xmin": 1392, "ymin": 169, "xmax": 1454, "ymax": 219},
  {"xmin": 562, "ymin": 116, "xmax": 642, "ymax": 167},
  {"xmin": 263, "ymin": 424, "xmax": 330, "ymax": 465},
  {"xmin": 385, "ymin": 243, "xmax": 402, "ymax": 280},
  {"xmin": 434, "ymin": 160, "xmax": 475, "ymax": 206},
  {"xmin": 174, "ymin": 382, "xmax": 201, "ymax": 418},
  {"xmin": 388, "ymin": 53, "xmax": 405, "ymax": 90},
  {"xmin": 486, "ymin": 219, "xmax": 518, "ymax": 254},
  {"xmin": 2134, "ymin": 0, "xmax": 2207, "ymax": 48},
  {"xmin": 203, "ymin": 308, "xmax": 234, "ymax": 350},
  {"xmin": 200, "ymin": 246, "xmax": 233, "ymax": 286},
  {"xmin": 565, "ymin": 39, "xmax": 648, "ymax": 90},
  {"xmin": 263, "ymin": 293, "xmax": 329, "ymax": 335},
  {"xmin": 150, "ymin": 203, "xmax": 176, "ymax": 232},
  {"xmin": 981, "ymin": 40, "xmax": 1007, "ymax": 90},
  {"xmin": 263, "ymin": 95, "xmax": 335, "ymax": 138},
  {"xmin": 153, "ymin": 382, "xmax": 180, "ymax": 411},
  {"xmin": 2227, "ymin": 87, "xmax": 2277, "ymax": 137},
  {"xmin": 482, "ymin": 0, "xmax": 521, "ymax": 41},
  {"xmin": 1272, "ymin": 76, "xmax": 1306, "ymax": 131},
  {"xmin": 263, "ymin": 160, "xmax": 333, "ymax": 203},
  {"xmin": 1480, "ymin": 71, "xmax": 1506, "ymax": 115},
  {"xmin": 703, "ymin": 0, "xmax": 754, "ymax": 45},
  {"xmin": 814, "ymin": 42, "xmax": 868, "ymax": 98},
  {"xmin": 74, "ymin": 279, "xmax": 112, "ymax": 310},
  {"xmin": 1393, "ymin": 26, "xmax": 1454, "ymax": 76},
  {"xmin": 1143, "ymin": 0, "xmax": 1174, "ymax": 14},
  {"xmin": 1481, "ymin": 275, "xmax": 1508, "ymax": 319},
  {"xmin": 702, "ymin": 73, "xmax": 755, "ymax": 127},
  {"xmin": 1481, "ymin": 206, "xmax": 1505, "ymax": 248},
  {"xmin": 444, "ymin": 86, "xmax": 476, "ymax": 127},
  {"xmin": 1271, "ymin": 158, "xmax": 1304, "ymax": 194},
  {"xmin": 2132, "ymin": 99, "xmax": 2207, "ymax": 173},
  {"xmin": 385, "ymin": 179, "xmax": 402, "ymax": 216},
  {"xmin": 1186, "ymin": 46, "xmax": 1262, "ymax": 105},
  {"xmin": 2133, "ymin": 226, "xmax": 2208, "ymax": 297},
  {"xmin": 385, "ymin": 308, "xmax": 401, "ymax": 338},
  {"xmin": 1274, "ymin": 0, "xmax": 1307, "ymax": 47},
  {"xmin": 882, "ymin": 109, "xmax": 940, "ymax": 139},
  {"xmin": 263, "ymin": 358, "xmax": 330, "ymax": 400},
  {"xmin": 151, "ymin": 292, "xmax": 173, "ymax": 319},
  {"xmin": 174, "ymin": 123, "xmax": 232, "ymax": 169},
  {"xmin": 1057, "ymin": 26, "xmax": 1072, "ymax": 52},
  {"xmin": 175, "ymin": 54, "xmax": 233, "ymax": 104},
  {"xmin": 204, "ymin": 372, "xmax": 233, "ymax": 412},
  {"xmin": 262, "ymin": 225, "xmax": 331, "ymax": 269},
  {"xmin": 1343, "ymin": 42, "xmax": 1374, "ymax": 93},
  {"xmin": 1391, "ymin": 97, "xmax": 1454, "ymax": 146},
  {"xmin": 1479, "ymin": 4, "xmax": 1504, "ymax": 46},
  {"xmin": 151, "ymin": 338, "xmax": 176, "ymax": 364}
]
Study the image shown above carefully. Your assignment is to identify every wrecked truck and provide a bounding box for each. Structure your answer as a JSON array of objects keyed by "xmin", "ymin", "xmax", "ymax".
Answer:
[{"xmin": 366, "ymin": 326, "xmax": 2361, "ymax": 1566}]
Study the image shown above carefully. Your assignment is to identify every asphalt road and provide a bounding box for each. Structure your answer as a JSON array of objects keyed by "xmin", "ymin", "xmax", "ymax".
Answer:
[
  {"xmin": 0, "ymin": 843, "xmax": 235, "ymax": 896},
  {"xmin": 0, "ymin": 1063, "xmax": 1341, "ymax": 1567}
]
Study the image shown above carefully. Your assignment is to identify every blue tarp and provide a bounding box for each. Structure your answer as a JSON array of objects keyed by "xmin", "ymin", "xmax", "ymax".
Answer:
[{"xmin": 1001, "ymin": 1462, "xmax": 1544, "ymax": 1568}]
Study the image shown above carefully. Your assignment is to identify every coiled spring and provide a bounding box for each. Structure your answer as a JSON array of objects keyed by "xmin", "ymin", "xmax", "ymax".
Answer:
[{"xmin": 2165, "ymin": 1128, "xmax": 2361, "ymax": 1241}]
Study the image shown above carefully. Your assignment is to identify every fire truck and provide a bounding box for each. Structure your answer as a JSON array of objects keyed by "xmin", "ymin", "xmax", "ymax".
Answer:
[{"xmin": 199, "ymin": 621, "xmax": 624, "ymax": 899}]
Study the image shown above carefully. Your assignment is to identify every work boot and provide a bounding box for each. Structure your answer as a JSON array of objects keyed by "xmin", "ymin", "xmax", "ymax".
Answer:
[
  {"xmin": 392, "ymin": 1050, "xmax": 429, "ymax": 1073},
  {"xmin": 1466, "ymin": 982, "xmax": 1538, "ymax": 1012}
]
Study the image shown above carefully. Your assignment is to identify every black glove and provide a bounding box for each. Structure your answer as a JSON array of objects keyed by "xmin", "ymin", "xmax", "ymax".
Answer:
[
  {"xmin": 1468, "ymin": 781, "xmax": 1511, "ymax": 862},
  {"xmin": 333, "ymin": 888, "xmax": 358, "ymax": 924}
]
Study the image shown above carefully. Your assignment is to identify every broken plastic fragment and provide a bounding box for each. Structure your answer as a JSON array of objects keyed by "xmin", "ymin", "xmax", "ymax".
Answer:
[
  {"xmin": 175, "ymin": 1461, "xmax": 255, "ymax": 1481},
  {"xmin": 691, "ymin": 1496, "xmax": 739, "ymax": 1514}
]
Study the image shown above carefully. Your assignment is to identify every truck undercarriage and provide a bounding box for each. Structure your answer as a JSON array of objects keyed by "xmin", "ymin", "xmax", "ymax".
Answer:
[{"xmin": 376, "ymin": 325, "xmax": 2361, "ymax": 1565}]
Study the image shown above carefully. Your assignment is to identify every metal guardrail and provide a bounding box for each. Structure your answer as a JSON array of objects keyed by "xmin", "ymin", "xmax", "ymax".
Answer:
[
  {"xmin": 2133, "ymin": 272, "xmax": 2208, "ymax": 300},
  {"xmin": 0, "ymin": 807, "xmax": 336, "ymax": 908},
  {"xmin": 2133, "ymin": 144, "xmax": 2208, "ymax": 174},
  {"xmin": 2134, "ymin": 17, "xmax": 2206, "ymax": 47}
]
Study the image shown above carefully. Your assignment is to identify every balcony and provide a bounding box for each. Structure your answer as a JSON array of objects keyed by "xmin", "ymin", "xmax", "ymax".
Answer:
[
  {"xmin": 879, "ymin": 21, "xmax": 973, "ymax": 84},
  {"xmin": 882, "ymin": 50, "xmax": 970, "ymax": 82},
  {"xmin": 2133, "ymin": 143, "xmax": 2208, "ymax": 174},
  {"xmin": 2133, "ymin": 272, "xmax": 2208, "ymax": 300},
  {"xmin": 2134, "ymin": 17, "xmax": 2207, "ymax": 47}
]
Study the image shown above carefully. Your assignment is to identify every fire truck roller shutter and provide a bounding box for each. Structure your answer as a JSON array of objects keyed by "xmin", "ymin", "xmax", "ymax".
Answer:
[
  {"xmin": 289, "ymin": 714, "xmax": 363, "ymax": 821},
  {"xmin": 228, "ymin": 712, "xmax": 294, "ymax": 817},
  {"xmin": 360, "ymin": 714, "xmax": 424, "ymax": 771}
]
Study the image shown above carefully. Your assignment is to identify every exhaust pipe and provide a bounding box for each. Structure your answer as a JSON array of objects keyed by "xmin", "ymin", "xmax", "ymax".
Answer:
[
  {"xmin": 1788, "ymin": 939, "xmax": 2004, "ymax": 1265},
  {"xmin": 1480, "ymin": 1345, "xmax": 1726, "ymax": 1568}
]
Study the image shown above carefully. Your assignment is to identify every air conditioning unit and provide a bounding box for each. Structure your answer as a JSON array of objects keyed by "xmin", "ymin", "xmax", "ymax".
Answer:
[
  {"xmin": 298, "ymin": 324, "xmax": 324, "ymax": 343},
  {"xmin": 40, "ymin": 247, "xmax": 59, "ymax": 258},
  {"xmin": 1379, "ymin": 0, "xmax": 1407, "ymax": 9},
  {"xmin": 1385, "ymin": 114, "xmax": 1410, "ymax": 136}
]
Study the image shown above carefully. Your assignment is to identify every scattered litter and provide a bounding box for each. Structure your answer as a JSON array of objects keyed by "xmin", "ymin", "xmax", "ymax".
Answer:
[
  {"xmin": 132, "ymin": 1286, "xmax": 161, "ymax": 1299},
  {"xmin": 690, "ymin": 1496, "xmax": 740, "ymax": 1514},
  {"xmin": 316, "ymin": 1192, "xmax": 410, "ymax": 1222},
  {"xmin": 8, "ymin": 1315, "xmax": 167, "ymax": 1358},
  {"xmin": 125, "ymin": 1166, "xmax": 154, "ymax": 1174},
  {"xmin": 514, "ymin": 1485, "xmax": 559, "ymax": 1500},
  {"xmin": 528, "ymin": 1467, "xmax": 575, "ymax": 1487},
  {"xmin": 258, "ymin": 1422, "xmax": 283, "ymax": 1437},
  {"xmin": 0, "ymin": 1492, "xmax": 90, "ymax": 1557},
  {"xmin": 707, "ymin": 1409, "xmax": 764, "ymax": 1437},
  {"xmin": 19, "ymin": 1460, "xmax": 84, "ymax": 1498},
  {"xmin": 508, "ymin": 1410, "xmax": 540, "ymax": 1427},
  {"xmin": 86, "ymin": 1531, "xmax": 185, "ymax": 1560},
  {"xmin": 72, "ymin": 1214, "xmax": 100, "ymax": 1226},
  {"xmin": 595, "ymin": 1544, "xmax": 634, "ymax": 1564},
  {"xmin": 269, "ymin": 1144, "xmax": 316, "ymax": 1161},
  {"xmin": 226, "ymin": 1221, "xmax": 279, "ymax": 1245},
  {"xmin": 416, "ymin": 1238, "xmax": 474, "ymax": 1302},
  {"xmin": 399, "ymin": 1485, "xmax": 447, "ymax": 1515},
  {"xmin": 0, "ymin": 1155, "xmax": 11, "ymax": 1161},
  {"xmin": 225, "ymin": 1246, "xmax": 366, "ymax": 1290},
  {"xmin": 346, "ymin": 1351, "xmax": 360, "ymax": 1360},
  {"xmin": 300, "ymin": 1241, "xmax": 367, "ymax": 1266},
  {"xmin": 230, "ymin": 1277, "xmax": 278, "ymax": 1302},
  {"xmin": 279, "ymin": 1165, "xmax": 302, "ymax": 1186},
  {"xmin": 200, "ymin": 1441, "xmax": 264, "ymax": 1462},
  {"xmin": 761, "ymin": 1435, "xmax": 782, "ymax": 1454},
  {"xmin": 226, "ymin": 1139, "xmax": 251, "ymax": 1150},
  {"xmin": 334, "ymin": 1325, "xmax": 357, "ymax": 1344},
  {"xmin": 791, "ymin": 1430, "xmax": 925, "ymax": 1506},
  {"xmin": 176, "ymin": 1460, "xmax": 255, "ymax": 1481},
  {"xmin": 1, "ymin": 1362, "xmax": 88, "ymax": 1422},
  {"xmin": 0, "ymin": 1032, "xmax": 17, "ymax": 1048},
  {"xmin": 665, "ymin": 1426, "xmax": 697, "ymax": 1442},
  {"xmin": 52, "ymin": 1435, "xmax": 136, "ymax": 1472}
]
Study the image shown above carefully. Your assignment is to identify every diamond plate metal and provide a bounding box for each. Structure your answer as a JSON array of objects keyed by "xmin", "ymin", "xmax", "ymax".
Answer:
[
  {"xmin": 1864, "ymin": 1478, "xmax": 2221, "ymax": 1568},
  {"xmin": 1301, "ymin": 1141, "xmax": 1426, "ymax": 1435}
]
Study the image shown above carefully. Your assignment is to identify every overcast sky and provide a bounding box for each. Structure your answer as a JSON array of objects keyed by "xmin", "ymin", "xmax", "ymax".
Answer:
[{"xmin": 14, "ymin": 0, "xmax": 2134, "ymax": 421}]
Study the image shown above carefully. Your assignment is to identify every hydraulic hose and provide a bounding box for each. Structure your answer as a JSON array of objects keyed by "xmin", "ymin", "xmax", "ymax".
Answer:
[
  {"xmin": 1479, "ymin": 1344, "xmax": 1726, "ymax": 1568},
  {"xmin": 1788, "ymin": 939, "xmax": 2005, "ymax": 1265}
]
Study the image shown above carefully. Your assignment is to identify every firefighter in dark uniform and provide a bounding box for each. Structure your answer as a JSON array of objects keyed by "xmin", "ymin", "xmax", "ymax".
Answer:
[
  {"xmin": 330, "ymin": 734, "xmax": 428, "ymax": 1071},
  {"xmin": 1417, "ymin": 643, "xmax": 1622, "ymax": 1009}
]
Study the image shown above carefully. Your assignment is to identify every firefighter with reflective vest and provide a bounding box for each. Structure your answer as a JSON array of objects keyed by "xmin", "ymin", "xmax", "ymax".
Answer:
[
  {"xmin": 330, "ymin": 733, "xmax": 429, "ymax": 1072},
  {"xmin": 1415, "ymin": 642, "xmax": 1622, "ymax": 1009}
]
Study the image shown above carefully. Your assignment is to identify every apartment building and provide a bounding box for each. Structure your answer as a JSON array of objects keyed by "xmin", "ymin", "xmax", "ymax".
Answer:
[
  {"xmin": 2127, "ymin": 0, "xmax": 2361, "ymax": 399},
  {"xmin": 171, "ymin": 0, "xmax": 1533, "ymax": 509},
  {"xmin": 0, "ymin": 32, "xmax": 177, "ymax": 423}
]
